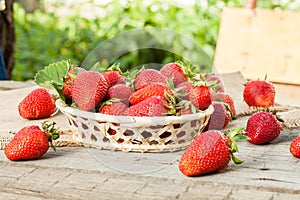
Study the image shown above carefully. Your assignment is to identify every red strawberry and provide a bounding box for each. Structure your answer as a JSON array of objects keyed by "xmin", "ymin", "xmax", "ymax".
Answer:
[
  {"xmin": 72, "ymin": 71, "xmax": 108, "ymax": 111},
  {"xmin": 212, "ymin": 92, "xmax": 236, "ymax": 116},
  {"xmin": 62, "ymin": 66, "xmax": 86, "ymax": 101},
  {"xmin": 245, "ymin": 111, "xmax": 281, "ymax": 145},
  {"xmin": 103, "ymin": 70, "xmax": 125, "ymax": 88},
  {"xmin": 129, "ymin": 83, "xmax": 173, "ymax": 105},
  {"xmin": 243, "ymin": 79, "xmax": 275, "ymax": 107},
  {"xmin": 204, "ymin": 101, "xmax": 231, "ymax": 131},
  {"xmin": 290, "ymin": 136, "xmax": 300, "ymax": 158},
  {"xmin": 189, "ymin": 85, "xmax": 212, "ymax": 111},
  {"xmin": 4, "ymin": 122, "xmax": 59, "ymax": 161},
  {"xmin": 134, "ymin": 69, "xmax": 166, "ymax": 90},
  {"xmin": 205, "ymin": 75, "xmax": 225, "ymax": 93},
  {"xmin": 127, "ymin": 96, "xmax": 168, "ymax": 117},
  {"xmin": 99, "ymin": 101, "xmax": 128, "ymax": 116},
  {"xmin": 179, "ymin": 128, "xmax": 247, "ymax": 176},
  {"xmin": 160, "ymin": 62, "xmax": 187, "ymax": 86},
  {"xmin": 18, "ymin": 88, "xmax": 56, "ymax": 120},
  {"xmin": 178, "ymin": 107, "xmax": 193, "ymax": 115},
  {"xmin": 176, "ymin": 81, "xmax": 193, "ymax": 100},
  {"xmin": 107, "ymin": 84, "xmax": 133, "ymax": 104}
]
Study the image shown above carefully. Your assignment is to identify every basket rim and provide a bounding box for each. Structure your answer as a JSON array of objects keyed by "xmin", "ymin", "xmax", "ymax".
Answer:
[{"xmin": 56, "ymin": 99, "xmax": 214, "ymax": 124}]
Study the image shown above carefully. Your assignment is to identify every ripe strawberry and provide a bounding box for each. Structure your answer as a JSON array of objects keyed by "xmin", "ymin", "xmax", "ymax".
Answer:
[
  {"xmin": 245, "ymin": 111, "xmax": 281, "ymax": 145},
  {"xmin": 178, "ymin": 106, "xmax": 193, "ymax": 115},
  {"xmin": 129, "ymin": 83, "xmax": 173, "ymax": 105},
  {"xmin": 290, "ymin": 136, "xmax": 300, "ymax": 158},
  {"xmin": 18, "ymin": 88, "xmax": 56, "ymax": 120},
  {"xmin": 4, "ymin": 122, "xmax": 59, "ymax": 161},
  {"xmin": 99, "ymin": 101, "xmax": 128, "ymax": 116},
  {"xmin": 107, "ymin": 84, "xmax": 133, "ymax": 104},
  {"xmin": 204, "ymin": 101, "xmax": 231, "ymax": 131},
  {"xmin": 127, "ymin": 96, "xmax": 168, "ymax": 117},
  {"xmin": 243, "ymin": 79, "xmax": 275, "ymax": 107},
  {"xmin": 189, "ymin": 85, "xmax": 212, "ymax": 111},
  {"xmin": 212, "ymin": 92, "xmax": 236, "ymax": 116},
  {"xmin": 160, "ymin": 62, "xmax": 187, "ymax": 86},
  {"xmin": 176, "ymin": 81, "xmax": 193, "ymax": 100},
  {"xmin": 134, "ymin": 69, "xmax": 166, "ymax": 90},
  {"xmin": 179, "ymin": 128, "xmax": 248, "ymax": 176},
  {"xmin": 72, "ymin": 71, "xmax": 108, "ymax": 111},
  {"xmin": 62, "ymin": 66, "xmax": 86, "ymax": 101},
  {"xmin": 205, "ymin": 75, "xmax": 225, "ymax": 93},
  {"xmin": 103, "ymin": 70, "xmax": 125, "ymax": 88}
]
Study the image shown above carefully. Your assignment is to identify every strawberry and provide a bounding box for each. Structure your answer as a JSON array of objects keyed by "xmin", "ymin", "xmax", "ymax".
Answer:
[
  {"xmin": 290, "ymin": 135, "xmax": 300, "ymax": 158},
  {"xmin": 245, "ymin": 111, "xmax": 281, "ymax": 145},
  {"xmin": 160, "ymin": 62, "xmax": 187, "ymax": 86},
  {"xmin": 134, "ymin": 69, "xmax": 166, "ymax": 90},
  {"xmin": 72, "ymin": 71, "xmax": 108, "ymax": 111},
  {"xmin": 18, "ymin": 88, "xmax": 56, "ymax": 120},
  {"xmin": 243, "ymin": 79, "xmax": 275, "ymax": 107},
  {"xmin": 107, "ymin": 84, "xmax": 133, "ymax": 104},
  {"xmin": 4, "ymin": 122, "xmax": 59, "ymax": 161},
  {"xmin": 129, "ymin": 83, "xmax": 173, "ymax": 105},
  {"xmin": 212, "ymin": 92, "xmax": 236, "ymax": 116},
  {"xmin": 99, "ymin": 101, "xmax": 128, "ymax": 116},
  {"xmin": 189, "ymin": 85, "xmax": 212, "ymax": 111},
  {"xmin": 62, "ymin": 66, "xmax": 86, "ymax": 101},
  {"xmin": 178, "ymin": 107, "xmax": 193, "ymax": 115},
  {"xmin": 176, "ymin": 81, "xmax": 193, "ymax": 100},
  {"xmin": 103, "ymin": 70, "xmax": 125, "ymax": 88},
  {"xmin": 205, "ymin": 75, "xmax": 225, "ymax": 93},
  {"xmin": 179, "ymin": 128, "xmax": 248, "ymax": 176},
  {"xmin": 127, "ymin": 96, "xmax": 168, "ymax": 117},
  {"xmin": 204, "ymin": 101, "xmax": 231, "ymax": 131}
]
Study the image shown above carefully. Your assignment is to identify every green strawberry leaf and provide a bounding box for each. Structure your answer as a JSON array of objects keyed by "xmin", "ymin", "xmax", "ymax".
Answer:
[
  {"xmin": 234, "ymin": 135, "xmax": 251, "ymax": 142},
  {"xmin": 227, "ymin": 127, "xmax": 244, "ymax": 139},
  {"xmin": 34, "ymin": 60, "xmax": 71, "ymax": 101},
  {"xmin": 231, "ymin": 153, "xmax": 244, "ymax": 164},
  {"xmin": 34, "ymin": 60, "xmax": 70, "ymax": 88},
  {"xmin": 230, "ymin": 141, "xmax": 239, "ymax": 153}
]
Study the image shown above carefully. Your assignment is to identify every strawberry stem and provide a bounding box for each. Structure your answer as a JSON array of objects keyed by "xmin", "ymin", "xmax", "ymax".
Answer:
[
  {"xmin": 226, "ymin": 128, "xmax": 250, "ymax": 165},
  {"xmin": 41, "ymin": 121, "xmax": 60, "ymax": 152}
]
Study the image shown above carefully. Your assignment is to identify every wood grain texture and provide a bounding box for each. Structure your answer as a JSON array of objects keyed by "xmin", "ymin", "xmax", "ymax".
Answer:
[{"xmin": 0, "ymin": 128, "xmax": 300, "ymax": 200}]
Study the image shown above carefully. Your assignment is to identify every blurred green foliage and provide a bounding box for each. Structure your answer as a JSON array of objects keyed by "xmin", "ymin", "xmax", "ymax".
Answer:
[{"xmin": 12, "ymin": 0, "xmax": 300, "ymax": 81}]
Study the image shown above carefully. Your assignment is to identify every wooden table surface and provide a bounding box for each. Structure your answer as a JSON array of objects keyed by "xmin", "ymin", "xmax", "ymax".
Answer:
[{"xmin": 0, "ymin": 80, "xmax": 300, "ymax": 200}]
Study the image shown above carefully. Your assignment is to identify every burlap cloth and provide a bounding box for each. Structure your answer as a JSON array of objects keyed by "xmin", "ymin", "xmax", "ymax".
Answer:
[{"xmin": 0, "ymin": 72, "xmax": 299, "ymax": 149}]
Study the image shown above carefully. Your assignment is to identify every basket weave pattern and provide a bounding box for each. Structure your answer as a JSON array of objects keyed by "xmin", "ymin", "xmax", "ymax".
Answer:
[{"xmin": 57, "ymin": 100, "xmax": 213, "ymax": 152}]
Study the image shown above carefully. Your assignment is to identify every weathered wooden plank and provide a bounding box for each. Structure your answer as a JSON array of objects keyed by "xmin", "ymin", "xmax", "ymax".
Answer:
[{"xmin": 0, "ymin": 125, "xmax": 299, "ymax": 199}]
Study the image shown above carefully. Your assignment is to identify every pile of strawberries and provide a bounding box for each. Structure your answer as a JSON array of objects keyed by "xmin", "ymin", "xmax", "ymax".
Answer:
[
  {"xmin": 61, "ymin": 62, "xmax": 216, "ymax": 117},
  {"xmin": 9, "ymin": 61, "xmax": 235, "ymax": 161}
]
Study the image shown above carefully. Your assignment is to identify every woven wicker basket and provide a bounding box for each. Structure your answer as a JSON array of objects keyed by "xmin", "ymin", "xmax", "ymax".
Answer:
[{"xmin": 56, "ymin": 100, "xmax": 213, "ymax": 152}]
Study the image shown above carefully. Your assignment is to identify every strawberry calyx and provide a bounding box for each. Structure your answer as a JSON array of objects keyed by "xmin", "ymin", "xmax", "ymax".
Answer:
[
  {"xmin": 105, "ymin": 63, "xmax": 123, "ymax": 74},
  {"xmin": 176, "ymin": 60, "xmax": 200, "ymax": 82},
  {"xmin": 225, "ymin": 128, "xmax": 250, "ymax": 164},
  {"xmin": 215, "ymin": 97, "xmax": 236, "ymax": 121},
  {"xmin": 41, "ymin": 121, "xmax": 60, "ymax": 151},
  {"xmin": 164, "ymin": 79, "xmax": 199, "ymax": 116},
  {"xmin": 99, "ymin": 98, "xmax": 121, "ymax": 110}
]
